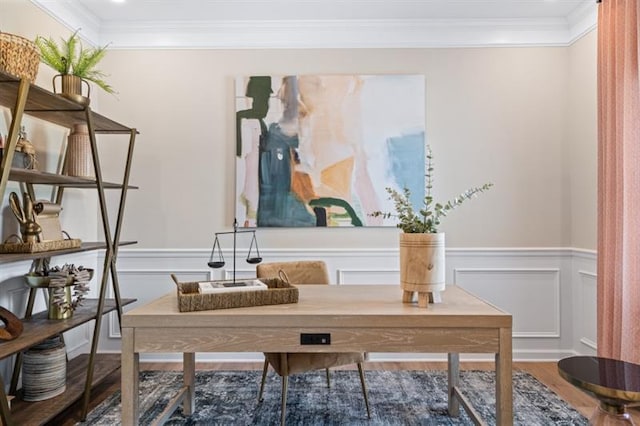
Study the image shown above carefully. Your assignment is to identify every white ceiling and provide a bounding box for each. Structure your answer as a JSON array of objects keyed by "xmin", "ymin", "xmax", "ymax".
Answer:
[{"xmin": 31, "ymin": 0, "xmax": 598, "ymax": 49}]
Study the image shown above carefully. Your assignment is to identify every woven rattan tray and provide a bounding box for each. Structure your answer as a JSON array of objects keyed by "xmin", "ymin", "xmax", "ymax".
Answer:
[
  {"xmin": 171, "ymin": 274, "xmax": 299, "ymax": 312},
  {"xmin": 0, "ymin": 238, "xmax": 81, "ymax": 254}
]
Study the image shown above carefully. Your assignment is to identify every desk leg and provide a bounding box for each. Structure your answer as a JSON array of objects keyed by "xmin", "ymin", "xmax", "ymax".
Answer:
[
  {"xmin": 121, "ymin": 328, "xmax": 139, "ymax": 426},
  {"xmin": 447, "ymin": 352, "xmax": 460, "ymax": 417},
  {"xmin": 183, "ymin": 352, "xmax": 196, "ymax": 416},
  {"xmin": 496, "ymin": 326, "xmax": 513, "ymax": 426}
]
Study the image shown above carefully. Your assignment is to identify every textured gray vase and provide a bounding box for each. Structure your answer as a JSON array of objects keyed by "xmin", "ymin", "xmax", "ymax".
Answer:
[{"xmin": 65, "ymin": 123, "xmax": 94, "ymax": 177}]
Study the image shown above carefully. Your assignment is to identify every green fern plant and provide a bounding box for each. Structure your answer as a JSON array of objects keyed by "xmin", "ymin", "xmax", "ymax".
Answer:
[
  {"xmin": 371, "ymin": 145, "xmax": 493, "ymax": 233},
  {"xmin": 35, "ymin": 29, "xmax": 115, "ymax": 94}
]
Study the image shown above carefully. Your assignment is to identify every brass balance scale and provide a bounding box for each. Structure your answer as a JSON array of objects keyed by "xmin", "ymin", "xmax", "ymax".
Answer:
[{"xmin": 207, "ymin": 218, "xmax": 262, "ymax": 285}]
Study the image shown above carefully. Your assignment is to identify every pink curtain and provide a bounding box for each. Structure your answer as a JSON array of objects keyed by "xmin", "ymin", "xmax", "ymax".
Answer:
[{"xmin": 597, "ymin": 0, "xmax": 640, "ymax": 363}]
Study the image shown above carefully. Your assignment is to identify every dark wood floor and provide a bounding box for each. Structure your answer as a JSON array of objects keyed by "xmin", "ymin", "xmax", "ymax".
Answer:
[{"xmin": 50, "ymin": 361, "xmax": 640, "ymax": 425}]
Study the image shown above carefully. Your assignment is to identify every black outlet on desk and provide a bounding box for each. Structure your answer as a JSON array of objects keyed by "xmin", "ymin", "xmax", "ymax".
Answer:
[{"xmin": 300, "ymin": 333, "xmax": 331, "ymax": 345}]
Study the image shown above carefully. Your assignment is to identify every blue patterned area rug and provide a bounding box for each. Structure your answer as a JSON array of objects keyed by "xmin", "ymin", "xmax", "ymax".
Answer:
[{"xmin": 82, "ymin": 369, "xmax": 587, "ymax": 425}]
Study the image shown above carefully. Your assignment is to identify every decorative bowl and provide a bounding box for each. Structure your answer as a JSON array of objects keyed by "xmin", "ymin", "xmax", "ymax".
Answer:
[{"xmin": 24, "ymin": 268, "xmax": 94, "ymax": 288}]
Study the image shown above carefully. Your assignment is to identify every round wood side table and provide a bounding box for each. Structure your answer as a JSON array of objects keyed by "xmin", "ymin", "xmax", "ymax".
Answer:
[{"xmin": 558, "ymin": 356, "xmax": 640, "ymax": 425}]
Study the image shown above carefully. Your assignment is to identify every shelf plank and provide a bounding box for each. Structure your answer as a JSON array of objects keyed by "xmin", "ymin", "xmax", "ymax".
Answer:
[
  {"xmin": 0, "ymin": 299, "xmax": 136, "ymax": 360},
  {"xmin": 10, "ymin": 353, "xmax": 122, "ymax": 425},
  {"xmin": 0, "ymin": 241, "xmax": 137, "ymax": 264},
  {"xmin": 7, "ymin": 168, "xmax": 138, "ymax": 189},
  {"xmin": 0, "ymin": 71, "xmax": 135, "ymax": 134}
]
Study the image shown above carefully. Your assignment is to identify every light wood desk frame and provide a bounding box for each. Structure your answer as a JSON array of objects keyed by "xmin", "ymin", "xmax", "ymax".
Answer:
[{"xmin": 121, "ymin": 285, "xmax": 512, "ymax": 425}]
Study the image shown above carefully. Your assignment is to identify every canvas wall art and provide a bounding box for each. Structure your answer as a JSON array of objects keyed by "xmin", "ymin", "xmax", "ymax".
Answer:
[{"xmin": 235, "ymin": 74, "xmax": 425, "ymax": 228}]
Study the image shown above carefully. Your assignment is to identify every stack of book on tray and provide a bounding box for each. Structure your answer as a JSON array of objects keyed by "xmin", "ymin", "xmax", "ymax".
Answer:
[{"xmin": 197, "ymin": 279, "xmax": 267, "ymax": 294}]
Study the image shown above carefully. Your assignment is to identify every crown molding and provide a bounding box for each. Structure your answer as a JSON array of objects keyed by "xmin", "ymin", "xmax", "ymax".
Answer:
[
  {"xmin": 567, "ymin": 0, "xmax": 598, "ymax": 44},
  {"xmin": 31, "ymin": 0, "xmax": 598, "ymax": 49},
  {"xmin": 100, "ymin": 18, "xmax": 578, "ymax": 50},
  {"xmin": 30, "ymin": 0, "xmax": 102, "ymax": 46}
]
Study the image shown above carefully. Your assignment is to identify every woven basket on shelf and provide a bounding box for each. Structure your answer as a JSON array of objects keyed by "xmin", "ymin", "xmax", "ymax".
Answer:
[{"xmin": 0, "ymin": 32, "xmax": 40, "ymax": 82}]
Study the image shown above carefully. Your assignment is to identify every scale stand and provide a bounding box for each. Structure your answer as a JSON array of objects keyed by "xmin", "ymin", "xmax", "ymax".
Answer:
[{"xmin": 207, "ymin": 218, "xmax": 262, "ymax": 284}]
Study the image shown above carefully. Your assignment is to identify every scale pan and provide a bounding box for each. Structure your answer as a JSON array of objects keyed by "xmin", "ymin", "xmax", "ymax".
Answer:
[
  {"xmin": 246, "ymin": 257, "xmax": 262, "ymax": 264},
  {"xmin": 207, "ymin": 261, "xmax": 225, "ymax": 268}
]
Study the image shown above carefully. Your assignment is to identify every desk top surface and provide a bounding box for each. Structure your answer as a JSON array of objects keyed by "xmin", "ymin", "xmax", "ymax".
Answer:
[{"xmin": 123, "ymin": 284, "xmax": 511, "ymax": 329}]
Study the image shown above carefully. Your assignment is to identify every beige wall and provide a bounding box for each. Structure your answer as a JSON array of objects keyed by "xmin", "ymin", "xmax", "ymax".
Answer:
[
  {"xmin": 96, "ymin": 46, "xmax": 572, "ymax": 249},
  {"xmin": 1, "ymin": 0, "xmax": 598, "ymax": 251},
  {"xmin": 567, "ymin": 31, "xmax": 598, "ymax": 250}
]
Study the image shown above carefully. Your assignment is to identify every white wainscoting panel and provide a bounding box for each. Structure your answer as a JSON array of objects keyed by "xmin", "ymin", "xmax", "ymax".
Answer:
[
  {"xmin": 454, "ymin": 268, "xmax": 560, "ymax": 338},
  {"xmin": 578, "ymin": 270, "xmax": 597, "ymax": 350},
  {"xmin": 0, "ymin": 247, "xmax": 598, "ymax": 371},
  {"xmin": 572, "ymin": 250, "xmax": 597, "ymax": 355},
  {"xmin": 5, "ymin": 285, "xmax": 29, "ymax": 318},
  {"xmin": 90, "ymin": 247, "xmax": 596, "ymax": 361},
  {"xmin": 337, "ymin": 269, "xmax": 399, "ymax": 285},
  {"xmin": 223, "ymin": 268, "xmax": 256, "ymax": 281}
]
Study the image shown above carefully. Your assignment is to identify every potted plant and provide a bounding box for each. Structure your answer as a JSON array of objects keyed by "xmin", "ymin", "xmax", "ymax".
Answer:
[
  {"xmin": 35, "ymin": 29, "xmax": 114, "ymax": 105},
  {"xmin": 371, "ymin": 145, "xmax": 492, "ymax": 307}
]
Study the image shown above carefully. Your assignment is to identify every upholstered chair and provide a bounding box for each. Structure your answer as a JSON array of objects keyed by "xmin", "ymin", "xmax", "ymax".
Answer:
[{"xmin": 256, "ymin": 260, "xmax": 370, "ymax": 425}]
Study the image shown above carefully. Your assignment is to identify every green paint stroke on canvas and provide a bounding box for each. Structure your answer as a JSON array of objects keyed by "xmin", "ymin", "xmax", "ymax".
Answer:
[
  {"xmin": 309, "ymin": 197, "xmax": 363, "ymax": 226},
  {"xmin": 236, "ymin": 76, "xmax": 272, "ymax": 157}
]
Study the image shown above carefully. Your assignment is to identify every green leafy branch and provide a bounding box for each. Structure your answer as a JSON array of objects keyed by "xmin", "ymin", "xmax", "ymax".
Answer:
[{"xmin": 371, "ymin": 145, "xmax": 493, "ymax": 233}]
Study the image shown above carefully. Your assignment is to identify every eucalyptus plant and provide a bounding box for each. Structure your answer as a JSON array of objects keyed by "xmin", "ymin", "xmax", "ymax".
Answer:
[
  {"xmin": 35, "ymin": 29, "xmax": 115, "ymax": 94},
  {"xmin": 371, "ymin": 145, "xmax": 493, "ymax": 233}
]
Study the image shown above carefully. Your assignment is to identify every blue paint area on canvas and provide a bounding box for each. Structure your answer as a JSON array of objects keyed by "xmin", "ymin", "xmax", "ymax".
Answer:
[{"xmin": 387, "ymin": 132, "xmax": 425, "ymax": 210}]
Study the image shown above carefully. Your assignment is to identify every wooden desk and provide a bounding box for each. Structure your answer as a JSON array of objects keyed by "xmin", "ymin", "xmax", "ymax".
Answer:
[{"xmin": 121, "ymin": 284, "xmax": 513, "ymax": 425}]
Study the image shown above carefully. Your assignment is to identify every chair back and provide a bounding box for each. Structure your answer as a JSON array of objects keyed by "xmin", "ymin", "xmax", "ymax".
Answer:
[{"xmin": 256, "ymin": 260, "xmax": 330, "ymax": 285}]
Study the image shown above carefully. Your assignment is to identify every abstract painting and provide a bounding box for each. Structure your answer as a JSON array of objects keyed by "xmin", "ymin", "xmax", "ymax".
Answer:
[{"xmin": 235, "ymin": 74, "xmax": 425, "ymax": 228}]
